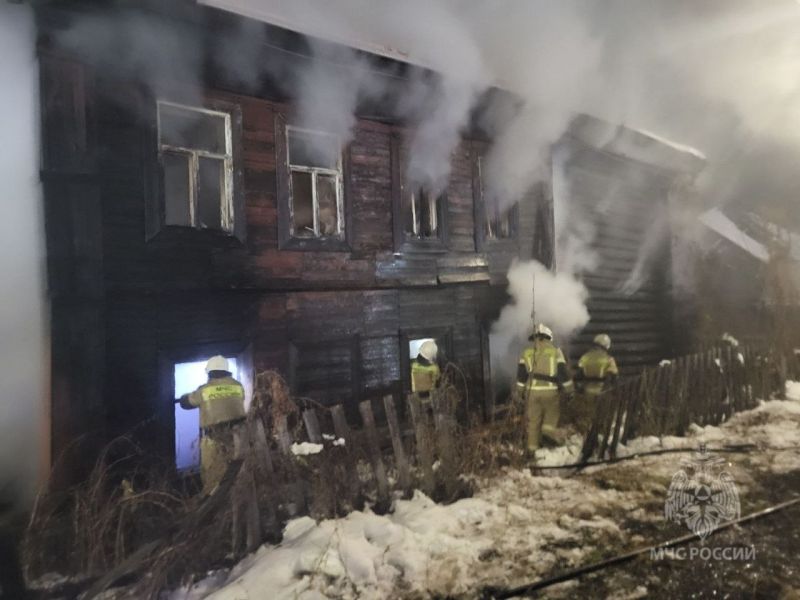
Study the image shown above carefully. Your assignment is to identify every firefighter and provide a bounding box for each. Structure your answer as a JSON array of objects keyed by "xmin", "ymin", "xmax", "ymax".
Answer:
[
  {"xmin": 180, "ymin": 355, "xmax": 246, "ymax": 494},
  {"xmin": 574, "ymin": 333, "xmax": 619, "ymax": 433},
  {"xmin": 411, "ymin": 340, "xmax": 441, "ymax": 401},
  {"xmin": 516, "ymin": 323, "xmax": 572, "ymax": 452}
]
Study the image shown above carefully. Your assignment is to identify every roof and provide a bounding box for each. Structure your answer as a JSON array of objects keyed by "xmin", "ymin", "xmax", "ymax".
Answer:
[
  {"xmin": 199, "ymin": 0, "xmax": 426, "ymax": 67},
  {"xmin": 566, "ymin": 114, "xmax": 706, "ymax": 176},
  {"xmin": 699, "ymin": 208, "xmax": 770, "ymax": 262}
]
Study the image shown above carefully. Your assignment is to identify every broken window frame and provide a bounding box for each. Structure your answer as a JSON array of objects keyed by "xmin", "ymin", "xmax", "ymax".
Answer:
[
  {"xmin": 157, "ymin": 100, "xmax": 234, "ymax": 233},
  {"xmin": 474, "ymin": 154, "xmax": 519, "ymax": 250},
  {"xmin": 391, "ymin": 133, "xmax": 449, "ymax": 252},
  {"xmin": 406, "ymin": 185, "xmax": 442, "ymax": 240},
  {"xmin": 286, "ymin": 125, "xmax": 345, "ymax": 240},
  {"xmin": 275, "ymin": 112, "xmax": 352, "ymax": 252},
  {"xmin": 147, "ymin": 97, "xmax": 245, "ymax": 242}
]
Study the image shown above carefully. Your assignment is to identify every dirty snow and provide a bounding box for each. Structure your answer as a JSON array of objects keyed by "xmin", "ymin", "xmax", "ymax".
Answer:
[{"xmin": 170, "ymin": 383, "xmax": 800, "ymax": 600}]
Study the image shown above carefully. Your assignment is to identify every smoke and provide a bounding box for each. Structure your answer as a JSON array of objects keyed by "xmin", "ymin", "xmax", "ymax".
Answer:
[
  {"xmin": 0, "ymin": 3, "xmax": 48, "ymax": 508},
  {"xmin": 490, "ymin": 261, "xmax": 590, "ymax": 386},
  {"xmin": 55, "ymin": 9, "xmax": 204, "ymax": 106}
]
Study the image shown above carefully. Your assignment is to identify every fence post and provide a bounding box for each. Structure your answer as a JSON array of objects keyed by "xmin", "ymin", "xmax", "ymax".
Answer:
[
  {"xmin": 358, "ymin": 400, "xmax": 391, "ymax": 510},
  {"xmin": 433, "ymin": 391, "xmax": 459, "ymax": 501},
  {"xmin": 302, "ymin": 408, "xmax": 322, "ymax": 444},
  {"xmin": 384, "ymin": 395, "xmax": 411, "ymax": 496},
  {"xmin": 330, "ymin": 403, "xmax": 362, "ymax": 510}
]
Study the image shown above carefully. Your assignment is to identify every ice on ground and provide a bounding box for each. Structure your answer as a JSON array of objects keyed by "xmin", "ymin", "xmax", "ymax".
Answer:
[
  {"xmin": 786, "ymin": 380, "xmax": 800, "ymax": 402},
  {"xmin": 291, "ymin": 442, "xmax": 324, "ymax": 456}
]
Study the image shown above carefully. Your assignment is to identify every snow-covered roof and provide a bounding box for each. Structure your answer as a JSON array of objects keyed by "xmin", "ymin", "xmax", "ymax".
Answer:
[{"xmin": 699, "ymin": 208, "xmax": 770, "ymax": 262}]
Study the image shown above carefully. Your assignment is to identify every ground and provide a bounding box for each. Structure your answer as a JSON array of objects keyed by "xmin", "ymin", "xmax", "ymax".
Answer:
[{"xmin": 167, "ymin": 383, "xmax": 800, "ymax": 599}]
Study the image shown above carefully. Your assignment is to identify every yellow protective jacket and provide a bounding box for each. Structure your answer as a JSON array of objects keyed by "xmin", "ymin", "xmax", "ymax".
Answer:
[
  {"xmin": 185, "ymin": 375, "xmax": 246, "ymax": 429},
  {"xmin": 577, "ymin": 348, "xmax": 619, "ymax": 395},
  {"xmin": 411, "ymin": 359, "xmax": 440, "ymax": 394},
  {"xmin": 516, "ymin": 339, "xmax": 570, "ymax": 393}
]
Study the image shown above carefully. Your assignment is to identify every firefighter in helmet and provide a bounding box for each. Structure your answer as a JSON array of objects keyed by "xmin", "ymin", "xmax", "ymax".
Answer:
[
  {"xmin": 180, "ymin": 355, "xmax": 247, "ymax": 494},
  {"xmin": 574, "ymin": 333, "xmax": 619, "ymax": 433},
  {"xmin": 411, "ymin": 340, "xmax": 441, "ymax": 401},
  {"xmin": 516, "ymin": 323, "xmax": 572, "ymax": 452}
]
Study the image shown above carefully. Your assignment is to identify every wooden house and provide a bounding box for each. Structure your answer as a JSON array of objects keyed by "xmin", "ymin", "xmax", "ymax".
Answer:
[{"xmin": 35, "ymin": 1, "xmax": 702, "ymax": 478}]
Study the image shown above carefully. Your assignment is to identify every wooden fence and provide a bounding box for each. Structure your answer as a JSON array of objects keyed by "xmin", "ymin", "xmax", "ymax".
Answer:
[
  {"xmin": 234, "ymin": 375, "xmax": 466, "ymax": 550},
  {"xmin": 579, "ymin": 344, "xmax": 794, "ymax": 462},
  {"xmin": 26, "ymin": 345, "xmax": 799, "ymax": 597}
]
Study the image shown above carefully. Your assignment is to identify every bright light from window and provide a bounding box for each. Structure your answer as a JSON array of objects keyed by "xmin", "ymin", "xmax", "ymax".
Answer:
[
  {"xmin": 409, "ymin": 338, "xmax": 435, "ymax": 360},
  {"xmin": 174, "ymin": 357, "xmax": 239, "ymax": 471}
]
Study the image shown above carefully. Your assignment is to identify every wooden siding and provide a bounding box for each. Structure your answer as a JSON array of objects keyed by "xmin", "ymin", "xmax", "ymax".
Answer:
[{"xmin": 559, "ymin": 141, "xmax": 675, "ymax": 371}]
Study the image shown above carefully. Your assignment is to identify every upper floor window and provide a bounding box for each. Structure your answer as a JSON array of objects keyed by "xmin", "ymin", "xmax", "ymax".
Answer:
[
  {"xmin": 485, "ymin": 199, "xmax": 517, "ymax": 240},
  {"xmin": 287, "ymin": 127, "xmax": 344, "ymax": 240},
  {"xmin": 476, "ymin": 155, "xmax": 518, "ymax": 246},
  {"xmin": 157, "ymin": 101, "xmax": 234, "ymax": 233},
  {"xmin": 405, "ymin": 185, "xmax": 444, "ymax": 240}
]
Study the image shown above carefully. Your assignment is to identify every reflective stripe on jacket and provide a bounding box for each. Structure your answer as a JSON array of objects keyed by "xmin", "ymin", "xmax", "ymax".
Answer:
[
  {"xmin": 517, "ymin": 340, "xmax": 567, "ymax": 392},
  {"xmin": 411, "ymin": 360, "xmax": 440, "ymax": 393},
  {"xmin": 187, "ymin": 376, "xmax": 247, "ymax": 428},
  {"xmin": 578, "ymin": 348, "xmax": 619, "ymax": 394}
]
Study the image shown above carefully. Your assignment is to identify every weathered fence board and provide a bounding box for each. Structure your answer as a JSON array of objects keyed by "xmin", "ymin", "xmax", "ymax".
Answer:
[
  {"xmin": 359, "ymin": 400, "xmax": 391, "ymax": 509},
  {"xmin": 383, "ymin": 395, "xmax": 411, "ymax": 495}
]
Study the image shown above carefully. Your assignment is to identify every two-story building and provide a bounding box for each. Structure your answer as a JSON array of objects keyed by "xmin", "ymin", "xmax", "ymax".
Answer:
[{"xmin": 35, "ymin": 1, "xmax": 703, "ymax": 480}]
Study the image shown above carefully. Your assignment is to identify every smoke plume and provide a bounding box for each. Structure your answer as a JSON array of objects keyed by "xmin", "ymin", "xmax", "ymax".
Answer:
[
  {"xmin": 0, "ymin": 3, "xmax": 48, "ymax": 508},
  {"xmin": 490, "ymin": 261, "xmax": 590, "ymax": 386}
]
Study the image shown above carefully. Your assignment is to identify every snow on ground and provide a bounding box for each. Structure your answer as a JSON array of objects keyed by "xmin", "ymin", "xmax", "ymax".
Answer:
[{"xmin": 170, "ymin": 383, "xmax": 800, "ymax": 600}]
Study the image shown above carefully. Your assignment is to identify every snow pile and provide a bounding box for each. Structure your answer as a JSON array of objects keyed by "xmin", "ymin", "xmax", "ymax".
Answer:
[
  {"xmin": 786, "ymin": 380, "xmax": 800, "ymax": 402},
  {"xmin": 291, "ymin": 442, "xmax": 324, "ymax": 456},
  {"xmin": 180, "ymin": 473, "xmax": 632, "ymax": 599}
]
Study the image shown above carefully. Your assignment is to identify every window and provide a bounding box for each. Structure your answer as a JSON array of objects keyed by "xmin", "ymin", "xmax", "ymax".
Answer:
[
  {"xmin": 477, "ymin": 157, "xmax": 517, "ymax": 241},
  {"xmin": 150, "ymin": 99, "xmax": 244, "ymax": 240},
  {"xmin": 405, "ymin": 186, "xmax": 442, "ymax": 239},
  {"xmin": 173, "ymin": 357, "xmax": 240, "ymax": 471},
  {"xmin": 390, "ymin": 135, "xmax": 448, "ymax": 251},
  {"xmin": 399, "ymin": 328, "xmax": 452, "ymax": 393},
  {"xmin": 287, "ymin": 127, "xmax": 344, "ymax": 240}
]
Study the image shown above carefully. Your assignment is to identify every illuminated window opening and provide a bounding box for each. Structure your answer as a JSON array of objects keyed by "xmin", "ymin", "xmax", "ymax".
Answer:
[{"xmin": 173, "ymin": 357, "xmax": 240, "ymax": 472}]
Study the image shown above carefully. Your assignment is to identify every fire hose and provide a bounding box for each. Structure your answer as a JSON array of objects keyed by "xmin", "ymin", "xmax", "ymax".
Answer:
[
  {"xmin": 531, "ymin": 443, "xmax": 762, "ymax": 471},
  {"xmin": 482, "ymin": 495, "xmax": 800, "ymax": 599}
]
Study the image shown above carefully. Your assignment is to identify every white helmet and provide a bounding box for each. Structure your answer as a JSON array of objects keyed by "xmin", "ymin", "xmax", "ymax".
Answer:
[
  {"xmin": 594, "ymin": 333, "xmax": 611, "ymax": 350},
  {"xmin": 533, "ymin": 323, "xmax": 553, "ymax": 340},
  {"xmin": 418, "ymin": 340, "xmax": 438, "ymax": 362},
  {"xmin": 205, "ymin": 355, "xmax": 230, "ymax": 373}
]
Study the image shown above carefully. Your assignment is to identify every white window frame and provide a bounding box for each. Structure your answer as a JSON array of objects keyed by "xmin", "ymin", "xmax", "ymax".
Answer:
[
  {"xmin": 157, "ymin": 100, "xmax": 234, "ymax": 233},
  {"xmin": 286, "ymin": 125, "xmax": 345, "ymax": 239}
]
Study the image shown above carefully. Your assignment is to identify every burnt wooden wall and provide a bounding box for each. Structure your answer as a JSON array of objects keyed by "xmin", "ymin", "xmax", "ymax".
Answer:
[
  {"xmin": 37, "ymin": 3, "xmax": 547, "ymax": 469},
  {"xmin": 558, "ymin": 140, "xmax": 676, "ymax": 372}
]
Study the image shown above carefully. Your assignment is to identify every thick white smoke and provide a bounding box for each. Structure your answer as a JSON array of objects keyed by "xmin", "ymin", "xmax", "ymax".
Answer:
[
  {"xmin": 490, "ymin": 261, "xmax": 590, "ymax": 386},
  {"xmin": 0, "ymin": 3, "xmax": 48, "ymax": 508}
]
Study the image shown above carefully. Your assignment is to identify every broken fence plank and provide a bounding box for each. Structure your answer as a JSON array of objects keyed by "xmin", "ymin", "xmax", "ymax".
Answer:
[
  {"xmin": 330, "ymin": 403, "xmax": 362, "ymax": 510},
  {"xmin": 275, "ymin": 414, "xmax": 293, "ymax": 454},
  {"xmin": 383, "ymin": 395, "xmax": 411, "ymax": 495},
  {"xmin": 303, "ymin": 408, "xmax": 322, "ymax": 443},
  {"xmin": 358, "ymin": 400, "xmax": 391, "ymax": 509}
]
